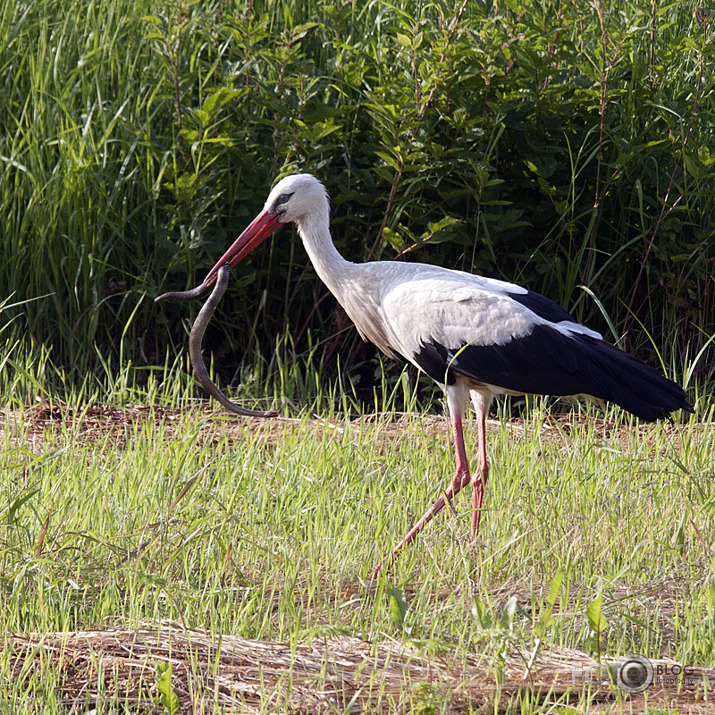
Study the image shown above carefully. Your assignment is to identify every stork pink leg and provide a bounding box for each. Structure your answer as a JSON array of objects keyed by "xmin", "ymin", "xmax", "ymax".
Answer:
[
  {"xmin": 471, "ymin": 412, "xmax": 489, "ymax": 537},
  {"xmin": 372, "ymin": 413, "xmax": 471, "ymax": 576}
]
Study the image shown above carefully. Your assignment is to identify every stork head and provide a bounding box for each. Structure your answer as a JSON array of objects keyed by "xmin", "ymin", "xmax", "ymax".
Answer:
[
  {"xmin": 204, "ymin": 173, "xmax": 328, "ymax": 285},
  {"xmin": 263, "ymin": 173, "xmax": 329, "ymax": 224}
]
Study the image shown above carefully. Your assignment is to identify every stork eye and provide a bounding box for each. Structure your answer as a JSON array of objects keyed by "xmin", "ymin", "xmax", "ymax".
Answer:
[{"xmin": 272, "ymin": 192, "xmax": 293, "ymax": 211}]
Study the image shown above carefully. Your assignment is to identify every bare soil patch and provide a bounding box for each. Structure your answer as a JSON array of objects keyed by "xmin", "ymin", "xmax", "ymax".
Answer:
[{"xmin": 4, "ymin": 402, "xmax": 702, "ymax": 454}]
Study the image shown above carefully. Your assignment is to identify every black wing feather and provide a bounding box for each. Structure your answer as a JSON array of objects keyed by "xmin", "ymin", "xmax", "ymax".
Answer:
[
  {"xmin": 414, "ymin": 325, "xmax": 692, "ymax": 422},
  {"xmin": 506, "ymin": 289, "xmax": 577, "ymax": 324}
]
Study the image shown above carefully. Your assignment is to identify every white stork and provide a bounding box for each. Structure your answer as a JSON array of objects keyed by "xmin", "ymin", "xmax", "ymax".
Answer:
[{"xmin": 203, "ymin": 173, "xmax": 693, "ymax": 574}]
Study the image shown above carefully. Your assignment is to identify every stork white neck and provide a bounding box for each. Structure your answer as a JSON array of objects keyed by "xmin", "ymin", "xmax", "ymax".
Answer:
[{"xmin": 292, "ymin": 190, "xmax": 355, "ymax": 299}]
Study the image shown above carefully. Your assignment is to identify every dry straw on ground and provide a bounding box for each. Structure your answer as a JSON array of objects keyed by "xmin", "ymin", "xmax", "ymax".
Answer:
[{"xmin": 5, "ymin": 621, "xmax": 714, "ymax": 713}]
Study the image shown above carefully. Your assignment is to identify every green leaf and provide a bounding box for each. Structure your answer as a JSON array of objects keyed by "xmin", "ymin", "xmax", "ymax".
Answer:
[
  {"xmin": 471, "ymin": 599, "xmax": 491, "ymax": 630},
  {"xmin": 395, "ymin": 32, "xmax": 413, "ymax": 48},
  {"xmin": 190, "ymin": 109, "xmax": 210, "ymax": 126},
  {"xmin": 291, "ymin": 22, "xmax": 319, "ymax": 40},
  {"xmin": 387, "ymin": 586, "xmax": 411, "ymax": 636},
  {"xmin": 586, "ymin": 594, "xmax": 607, "ymax": 633},
  {"xmin": 535, "ymin": 568, "xmax": 564, "ymax": 638},
  {"xmin": 382, "ymin": 226, "xmax": 404, "ymax": 251},
  {"xmin": 500, "ymin": 596, "xmax": 518, "ymax": 630},
  {"xmin": 421, "ymin": 216, "xmax": 461, "ymax": 240},
  {"xmin": 156, "ymin": 662, "xmax": 179, "ymax": 714},
  {"xmin": 168, "ymin": 465, "xmax": 209, "ymax": 510},
  {"xmin": 698, "ymin": 145, "xmax": 714, "ymax": 166},
  {"xmin": 202, "ymin": 88, "xmax": 242, "ymax": 115},
  {"xmin": 374, "ymin": 149, "xmax": 402, "ymax": 172},
  {"xmin": 3, "ymin": 489, "xmax": 41, "ymax": 525}
]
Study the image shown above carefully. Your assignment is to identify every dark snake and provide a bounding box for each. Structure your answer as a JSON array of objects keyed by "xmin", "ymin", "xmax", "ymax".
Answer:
[{"xmin": 155, "ymin": 265, "xmax": 278, "ymax": 418}]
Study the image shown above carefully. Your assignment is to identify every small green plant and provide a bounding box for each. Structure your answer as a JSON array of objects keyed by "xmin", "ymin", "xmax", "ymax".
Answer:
[
  {"xmin": 386, "ymin": 584, "xmax": 414, "ymax": 637},
  {"xmin": 525, "ymin": 568, "xmax": 565, "ymax": 669},
  {"xmin": 471, "ymin": 596, "xmax": 520, "ymax": 676},
  {"xmin": 585, "ymin": 585, "xmax": 609, "ymax": 662},
  {"xmin": 155, "ymin": 661, "xmax": 180, "ymax": 714}
]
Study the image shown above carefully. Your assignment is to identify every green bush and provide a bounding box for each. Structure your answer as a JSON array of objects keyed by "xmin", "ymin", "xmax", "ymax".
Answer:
[{"xmin": 1, "ymin": 0, "xmax": 713, "ymax": 400}]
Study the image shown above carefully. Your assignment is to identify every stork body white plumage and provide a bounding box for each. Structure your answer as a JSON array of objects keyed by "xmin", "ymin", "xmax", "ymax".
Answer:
[{"xmin": 205, "ymin": 173, "xmax": 692, "ymax": 573}]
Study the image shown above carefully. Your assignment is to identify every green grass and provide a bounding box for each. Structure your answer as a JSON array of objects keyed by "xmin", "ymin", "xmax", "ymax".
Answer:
[{"xmin": 1, "ymin": 364, "xmax": 712, "ymax": 710}]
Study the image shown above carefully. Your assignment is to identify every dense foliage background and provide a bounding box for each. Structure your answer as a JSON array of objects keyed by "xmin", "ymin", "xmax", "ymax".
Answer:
[{"xmin": 1, "ymin": 0, "xmax": 713, "ymax": 406}]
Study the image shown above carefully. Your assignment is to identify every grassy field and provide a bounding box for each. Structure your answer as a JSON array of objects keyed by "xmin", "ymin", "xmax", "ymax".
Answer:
[
  {"xmin": 1, "ymin": 369, "xmax": 713, "ymax": 711},
  {"xmin": 1, "ymin": 0, "xmax": 714, "ymax": 710}
]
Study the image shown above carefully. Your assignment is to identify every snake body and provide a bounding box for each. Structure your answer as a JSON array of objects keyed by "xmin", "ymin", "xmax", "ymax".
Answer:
[
  {"xmin": 155, "ymin": 266, "xmax": 278, "ymax": 418},
  {"xmin": 155, "ymin": 282, "xmax": 213, "ymax": 303}
]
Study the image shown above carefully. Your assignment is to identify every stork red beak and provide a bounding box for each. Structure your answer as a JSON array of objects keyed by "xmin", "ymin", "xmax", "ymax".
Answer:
[{"xmin": 204, "ymin": 210, "xmax": 284, "ymax": 285}]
